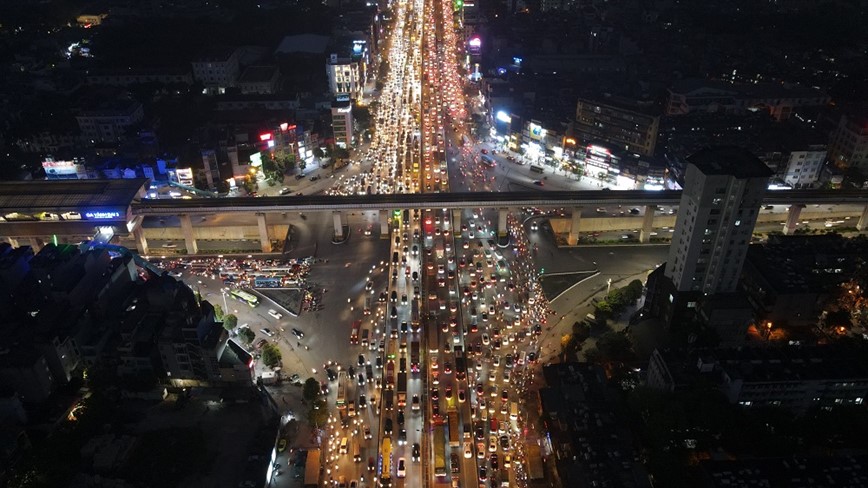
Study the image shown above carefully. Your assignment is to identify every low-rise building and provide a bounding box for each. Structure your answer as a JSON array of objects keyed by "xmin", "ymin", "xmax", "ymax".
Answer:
[
  {"xmin": 827, "ymin": 111, "xmax": 868, "ymax": 172},
  {"xmin": 331, "ymin": 99, "xmax": 354, "ymax": 148},
  {"xmin": 192, "ymin": 47, "xmax": 241, "ymax": 95},
  {"xmin": 666, "ymin": 79, "xmax": 830, "ymax": 121},
  {"xmin": 238, "ymin": 66, "xmax": 280, "ymax": 95},
  {"xmin": 75, "ymin": 97, "xmax": 144, "ymax": 144},
  {"xmin": 572, "ymin": 96, "xmax": 660, "ymax": 157},
  {"xmin": 326, "ymin": 54, "xmax": 362, "ymax": 101}
]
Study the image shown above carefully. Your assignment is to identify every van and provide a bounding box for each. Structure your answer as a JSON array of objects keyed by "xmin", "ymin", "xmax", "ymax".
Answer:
[
  {"xmin": 361, "ymin": 329, "xmax": 370, "ymax": 348},
  {"xmin": 392, "ymin": 251, "xmax": 399, "ymax": 263},
  {"xmin": 510, "ymin": 401, "xmax": 519, "ymax": 420},
  {"xmin": 340, "ymin": 437, "xmax": 349, "ymax": 454}
]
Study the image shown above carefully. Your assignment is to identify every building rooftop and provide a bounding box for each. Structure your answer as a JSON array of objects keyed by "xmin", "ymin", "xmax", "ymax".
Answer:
[
  {"xmin": 688, "ymin": 146, "xmax": 774, "ymax": 179},
  {"xmin": 699, "ymin": 455, "xmax": 868, "ymax": 488},
  {"xmin": 275, "ymin": 34, "xmax": 330, "ymax": 55},
  {"xmin": 0, "ymin": 179, "xmax": 147, "ymax": 214},
  {"xmin": 239, "ymin": 66, "xmax": 279, "ymax": 84},
  {"xmin": 193, "ymin": 46, "xmax": 238, "ymax": 63}
]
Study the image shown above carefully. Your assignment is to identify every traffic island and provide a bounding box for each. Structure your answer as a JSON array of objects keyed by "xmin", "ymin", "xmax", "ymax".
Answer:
[{"xmin": 331, "ymin": 226, "xmax": 350, "ymax": 245}]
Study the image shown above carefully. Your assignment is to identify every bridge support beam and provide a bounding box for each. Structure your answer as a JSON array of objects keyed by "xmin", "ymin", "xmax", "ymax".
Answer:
[
  {"xmin": 498, "ymin": 208, "xmax": 509, "ymax": 237},
  {"xmin": 640, "ymin": 205, "xmax": 656, "ymax": 243},
  {"xmin": 783, "ymin": 204, "xmax": 804, "ymax": 235},
  {"xmin": 333, "ymin": 211, "xmax": 344, "ymax": 239},
  {"xmin": 379, "ymin": 210, "xmax": 389, "ymax": 238},
  {"xmin": 256, "ymin": 213, "xmax": 271, "ymax": 253},
  {"xmin": 180, "ymin": 214, "xmax": 198, "ymax": 254},
  {"xmin": 858, "ymin": 204, "xmax": 868, "ymax": 231},
  {"xmin": 2, "ymin": 237, "xmax": 19, "ymax": 248},
  {"xmin": 567, "ymin": 207, "xmax": 582, "ymax": 245},
  {"xmin": 133, "ymin": 226, "xmax": 149, "ymax": 255},
  {"xmin": 452, "ymin": 209, "xmax": 462, "ymax": 237}
]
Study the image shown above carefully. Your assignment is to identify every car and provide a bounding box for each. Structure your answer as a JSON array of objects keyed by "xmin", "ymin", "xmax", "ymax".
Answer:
[
  {"xmin": 309, "ymin": 175, "xmax": 320, "ymax": 182},
  {"xmin": 359, "ymin": 394, "xmax": 367, "ymax": 408},
  {"xmin": 488, "ymin": 370, "xmax": 497, "ymax": 383},
  {"xmin": 397, "ymin": 458, "xmax": 406, "ymax": 478},
  {"xmin": 501, "ymin": 390, "xmax": 509, "ymax": 402},
  {"xmin": 291, "ymin": 328, "xmax": 304, "ymax": 339},
  {"xmin": 267, "ymin": 310, "xmax": 282, "ymax": 320},
  {"xmin": 489, "ymin": 435, "xmax": 498, "ymax": 452},
  {"xmin": 477, "ymin": 442, "xmax": 486, "ymax": 459},
  {"xmin": 384, "ymin": 418, "xmax": 393, "ymax": 436},
  {"xmin": 532, "ymin": 180, "xmax": 544, "ymax": 186},
  {"xmin": 412, "ymin": 394, "xmax": 421, "ymax": 410},
  {"xmin": 391, "ymin": 290, "xmax": 398, "ymax": 302},
  {"xmin": 379, "ymin": 292, "xmax": 387, "ymax": 303},
  {"xmin": 481, "ymin": 333, "xmax": 490, "ymax": 345},
  {"xmin": 445, "ymin": 386, "xmax": 453, "ymax": 399},
  {"xmin": 326, "ymin": 368, "xmax": 337, "ymax": 381},
  {"xmin": 295, "ymin": 174, "xmax": 305, "ymax": 180},
  {"xmin": 260, "ymin": 328, "xmax": 275, "ymax": 337},
  {"xmin": 413, "ymin": 443, "xmax": 421, "ymax": 462},
  {"xmin": 500, "ymin": 435, "xmax": 510, "ymax": 450},
  {"xmin": 458, "ymin": 389, "xmax": 466, "ymax": 403},
  {"xmin": 358, "ymin": 354, "xmax": 367, "ymax": 366},
  {"xmin": 398, "ymin": 429, "xmax": 407, "ymax": 445},
  {"xmin": 397, "ymin": 411, "xmax": 405, "ymax": 427},
  {"xmin": 479, "ymin": 466, "xmax": 488, "ymax": 481},
  {"xmin": 431, "ymin": 388, "xmax": 439, "ymax": 401}
]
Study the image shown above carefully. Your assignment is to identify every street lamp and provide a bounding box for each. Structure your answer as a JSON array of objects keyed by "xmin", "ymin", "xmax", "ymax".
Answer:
[{"xmin": 606, "ymin": 278, "xmax": 612, "ymax": 296}]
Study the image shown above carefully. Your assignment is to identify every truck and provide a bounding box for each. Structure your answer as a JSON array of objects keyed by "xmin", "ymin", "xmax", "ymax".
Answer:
[
  {"xmin": 336, "ymin": 371, "xmax": 347, "ymax": 408},
  {"xmin": 433, "ymin": 425, "xmax": 447, "ymax": 477},
  {"xmin": 396, "ymin": 373, "xmax": 407, "ymax": 407},
  {"xmin": 526, "ymin": 442, "xmax": 544, "ymax": 480},
  {"xmin": 411, "ymin": 300, "xmax": 420, "ymax": 330},
  {"xmin": 447, "ymin": 411, "xmax": 460, "ymax": 447},
  {"xmin": 410, "ymin": 341, "xmax": 420, "ymax": 373},
  {"xmin": 350, "ymin": 320, "xmax": 361, "ymax": 344},
  {"xmin": 303, "ymin": 448, "xmax": 321, "ymax": 487}
]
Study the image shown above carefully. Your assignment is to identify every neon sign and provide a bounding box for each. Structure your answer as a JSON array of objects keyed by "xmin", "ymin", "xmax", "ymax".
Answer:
[{"xmin": 84, "ymin": 210, "xmax": 122, "ymax": 220}]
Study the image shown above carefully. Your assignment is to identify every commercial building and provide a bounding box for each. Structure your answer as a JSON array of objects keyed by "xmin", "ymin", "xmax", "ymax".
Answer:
[
  {"xmin": 75, "ymin": 97, "xmax": 144, "ymax": 144},
  {"xmin": 698, "ymin": 456, "xmax": 868, "ymax": 487},
  {"xmin": 191, "ymin": 47, "xmax": 241, "ymax": 95},
  {"xmin": 827, "ymin": 111, "xmax": 868, "ymax": 172},
  {"xmin": 647, "ymin": 344, "xmax": 868, "ymax": 414},
  {"xmin": 326, "ymin": 54, "xmax": 362, "ymax": 101},
  {"xmin": 665, "ymin": 147, "xmax": 772, "ymax": 295},
  {"xmin": 331, "ymin": 99, "xmax": 354, "ymax": 148},
  {"xmin": 780, "ymin": 147, "xmax": 826, "ymax": 188},
  {"xmin": 666, "ymin": 79, "xmax": 829, "ymax": 121},
  {"xmin": 572, "ymin": 96, "xmax": 660, "ymax": 157}
]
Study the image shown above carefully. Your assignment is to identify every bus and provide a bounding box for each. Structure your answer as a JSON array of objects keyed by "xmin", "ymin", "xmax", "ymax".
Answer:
[
  {"xmin": 253, "ymin": 276, "xmax": 283, "ymax": 288},
  {"xmin": 229, "ymin": 289, "xmax": 259, "ymax": 307},
  {"xmin": 303, "ymin": 448, "xmax": 320, "ymax": 488},
  {"xmin": 411, "ymin": 300, "xmax": 420, "ymax": 330},
  {"xmin": 433, "ymin": 426, "xmax": 447, "ymax": 477},
  {"xmin": 530, "ymin": 164, "xmax": 545, "ymax": 174},
  {"xmin": 336, "ymin": 371, "xmax": 347, "ymax": 408},
  {"xmin": 381, "ymin": 437, "xmax": 392, "ymax": 487},
  {"xmin": 349, "ymin": 320, "xmax": 361, "ymax": 344}
]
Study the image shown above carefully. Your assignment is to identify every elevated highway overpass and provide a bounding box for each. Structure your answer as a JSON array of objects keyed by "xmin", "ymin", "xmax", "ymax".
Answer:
[{"xmin": 1, "ymin": 179, "xmax": 867, "ymax": 254}]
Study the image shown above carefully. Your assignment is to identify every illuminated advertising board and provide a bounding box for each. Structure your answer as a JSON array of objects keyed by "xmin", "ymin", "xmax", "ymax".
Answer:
[
  {"xmin": 174, "ymin": 168, "xmax": 194, "ymax": 186},
  {"xmin": 528, "ymin": 122, "xmax": 546, "ymax": 140},
  {"xmin": 84, "ymin": 210, "xmax": 123, "ymax": 220},
  {"xmin": 43, "ymin": 159, "xmax": 86, "ymax": 180},
  {"xmin": 467, "ymin": 36, "xmax": 481, "ymax": 55}
]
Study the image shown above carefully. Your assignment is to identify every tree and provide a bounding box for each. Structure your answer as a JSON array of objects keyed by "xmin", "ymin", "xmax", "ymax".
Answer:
[
  {"xmin": 624, "ymin": 279, "xmax": 644, "ymax": 301},
  {"xmin": 596, "ymin": 331, "xmax": 634, "ymax": 363},
  {"xmin": 307, "ymin": 398, "xmax": 329, "ymax": 428},
  {"xmin": 238, "ymin": 327, "xmax": 255, "ymax": 344},
  {"xmin": 303, "ymin": 377, "xmax": 321, "ymax": 403},
  {"xmin": 333, "ymin": 146, "xmax": 350, "ymax": 160},
  {"xmin": 312, "ymin": 147, "xmax": 325, "ymax": 160},
  {"xmin": 261, "ymin": 343, "xmax": 282, "ymax": 368},
  {"xmin": 213, "ymin": 303, "xmax": 224, "ymax": 321},
  {"xmin": 572, "ymin": 321, "xmax": 591, "ymax": 342},
  {"xmin": 594, "ymin": 299, "xmax": 613, "ymax": 319},
  {"xmin": 222, "ymin": 314, "xmax": 237, "ymax": 331}
]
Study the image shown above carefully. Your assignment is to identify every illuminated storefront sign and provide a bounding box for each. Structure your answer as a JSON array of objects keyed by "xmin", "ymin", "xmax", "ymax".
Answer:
[
  {"xmin": 84, "ymin": 210, "xmax": 122, "ymax": 220},
  {"xmin": 528, "ymin": 123, "xmax": 546, "ymax": 140}
]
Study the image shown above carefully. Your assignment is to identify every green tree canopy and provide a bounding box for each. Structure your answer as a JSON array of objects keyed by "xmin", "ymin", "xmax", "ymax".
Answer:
[
  {"xmin": 238, "ymin": 327, "xmax": 255, "ymax": 344},
  {"xmin": 212, "ymin": 303, "xmax": 224, "ymax": 320},
  {"xmin": 222, "ymin": 314, "xmax": 238, "ymax": 331},
  {"xmin": 261, "ymin": 343, "xmax": 282, "ymax": 368},
  {"xmin": 307, "ymin": 398, "xmax": 329, "ymax": 428}
]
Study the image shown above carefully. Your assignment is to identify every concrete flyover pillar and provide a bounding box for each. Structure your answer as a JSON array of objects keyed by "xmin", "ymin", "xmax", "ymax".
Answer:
[
  {"xmin": 498, "ymin": 208, "xmax": 509, "ymax": 237},
  {"xmin": 452, "ymin": 209, "xmax": 462, "ymax": 237},
  {"xmin": 179, "ymin": 214, "xmax": 198, "ymax": 255},
  {"xmin": 334, "ymin": 211, "xmax": 345, "ymax": 239},
  {"xmin": 567, "ymin": 207, "xmax": 583, "ymax": 246},
  {"xmin": 858, "ymin": 204, "xmax": 868, "ymax": 231},
  {"xmin": 3, "ymin": 237, "xmax": 20, "ymax": 248},
  {"xmin": 379, "ymin": 209, "xmax": 390, "ymax": 238},
  {"xmin": 29, "ymin": 237, "xmax": 43, "ymax": 251},
  {"xmin": 639, "ymin": 205, "xmax": 656, "ymax": 243},
  {"xmin": 256, "ymin": 213, "xmax": 272, "ymax": 253},
  {"xmin": 133, "ymin": 226, "xmax": 149, "ymax": 255},
  {"xmin": 783, "ymin": 204, "xmax": 805, "ymax": 235}
]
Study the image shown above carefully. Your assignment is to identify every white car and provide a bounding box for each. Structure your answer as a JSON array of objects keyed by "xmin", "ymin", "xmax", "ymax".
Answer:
[
  {"xmin": 489, "ymin": 435, "xmax": 498, "ymax": 452},
  {"xmin": 397, "ymin": 458, "xmax": 406, "ymax": 478},
  {"xmin": 268, "ymin": 309, "xmax": 282, "ymax": 320},
  {"xmin": 464, "ymin": 440, "xmax": 473, "ymax": 458},
  {"xmin": 481, "ymin": 333, "xmax": 490, "ymax": 345}
]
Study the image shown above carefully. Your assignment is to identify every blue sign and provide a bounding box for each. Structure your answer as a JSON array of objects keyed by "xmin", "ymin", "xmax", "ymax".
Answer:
[{"xmin": 84, "ymin": 210, "xmax": 122, "ymax": 220}]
